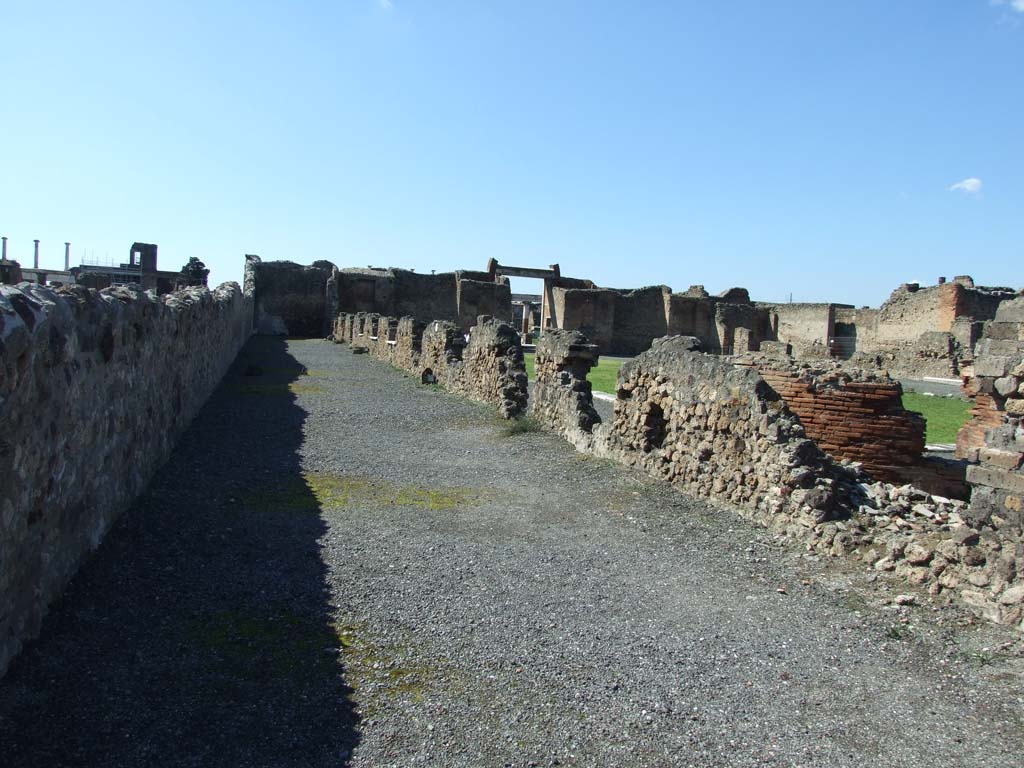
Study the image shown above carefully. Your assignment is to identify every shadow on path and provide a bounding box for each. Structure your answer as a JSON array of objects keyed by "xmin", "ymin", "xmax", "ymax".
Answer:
[{"xmin": 0, "ymin": 337, "xmax": 360, "ymax": 767}]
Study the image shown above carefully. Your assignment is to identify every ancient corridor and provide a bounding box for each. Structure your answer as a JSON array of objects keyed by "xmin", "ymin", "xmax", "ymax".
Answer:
[{"xmin": 1, "ymin": 338, "xmax": 1022, "ymax": 767}]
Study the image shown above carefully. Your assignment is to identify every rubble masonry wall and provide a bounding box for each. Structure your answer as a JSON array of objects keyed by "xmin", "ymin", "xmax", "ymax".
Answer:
[
  {"xmin": 333, "ymin": 311, "xmax": 527, "ymax": 419},
  {"xmin": 0, "ymin": 280, "xmax": 253, "ymax": 677},
  {"xmin": 529, "ymin": 331, "xmax": 1024, "ymax": 630}
]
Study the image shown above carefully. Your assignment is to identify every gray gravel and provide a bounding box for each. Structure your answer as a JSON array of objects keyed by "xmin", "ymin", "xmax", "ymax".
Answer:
[{"xmin": 1, "ymin": 337, "xmax": 1022, "ymax": 767}]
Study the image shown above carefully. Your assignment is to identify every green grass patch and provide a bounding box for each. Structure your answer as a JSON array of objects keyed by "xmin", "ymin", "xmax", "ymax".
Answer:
[
  {"xmin": 523, "ymin": 353, "xmax": 624, "ymax": 395},
  {"xmin": 523, "ymin": 353, "xmax": 535, "ymax": 379},
  {"xmin": 901, "ymin": 392, "xmax": 971, "ymax": 444},
  {"xmin": 499, "ymin": 416, "xmax": 543, "ymax": 437},
  {"xmin": 242, "ymin": 472, "xmax": 479, "ymax": 513},
  {"xmin": 588, "ymin": 358, "xmax": 624, "ymax": 395}
]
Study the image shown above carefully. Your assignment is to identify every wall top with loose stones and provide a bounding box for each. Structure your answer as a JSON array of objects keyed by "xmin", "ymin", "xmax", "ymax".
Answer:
[{"xmin": 732, "ymin": 351, "xmax": 904, "ymax": 387}]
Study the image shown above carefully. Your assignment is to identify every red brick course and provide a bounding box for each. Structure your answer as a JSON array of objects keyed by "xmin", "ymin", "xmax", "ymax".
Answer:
[{"xmin": 757, "ymin": 369, "xmax": 926, "ymax": 482}]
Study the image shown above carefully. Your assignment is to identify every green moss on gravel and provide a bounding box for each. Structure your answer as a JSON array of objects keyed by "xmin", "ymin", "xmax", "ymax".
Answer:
[
  {"xmin": 242, "ymin": 472, "xmax": 480, "ymax": 514},
  {"xmin": 334, "ymin": 621, "xmax": 436, "ymax": 712},
  {"xmin": 186, "ymin": 609, "xmax": 338, "ymax": 680},
  {"xmin": 230, "ymin": 381, "xmax": 326, "ymax": 396},
  {"xmin": 499, "ymin": 416, "xmax": 543, "ymax": 437}
]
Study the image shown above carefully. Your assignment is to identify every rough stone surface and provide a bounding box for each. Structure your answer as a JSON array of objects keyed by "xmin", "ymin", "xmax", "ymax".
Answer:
[
  {"xmin": 0, "ymin": 280, "xmax": 252, "ymax": 677},
  {"xmin": 252, "ymin": 257, "xmax": 335, "ymax": 337},
  {"xmin": 334, "ymin": 266, "xmax": 512, "ymax": 333},
  {"xmin": 334, "ymin": 311, "xmax": 527, "ymax": 419},
  {"xmin": 527, "ymin": 329, "xmax": 603, "ymax": 447},
  {"xmin": 956, "ymin": 299, "xmax": 1024, "ymax": 543}
]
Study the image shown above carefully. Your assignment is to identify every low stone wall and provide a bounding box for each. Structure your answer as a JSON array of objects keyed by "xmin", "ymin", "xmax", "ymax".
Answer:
[
  {"xmin": 529, "ymin": 330, "xmax": 1024, "ymax": 630},
  {"xmin": 0, "ymin": 280, "xmax": 253, "ymax": 677},
  {"xmin": 333, "ymin": 312, "xmax": 527, "ymax": 418},
  {"xmin": 602, "ymin": 337, "xmax": 846, "ymax": 530}
]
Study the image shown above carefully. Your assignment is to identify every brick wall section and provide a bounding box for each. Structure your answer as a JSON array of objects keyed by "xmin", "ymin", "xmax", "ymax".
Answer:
[
  {"xmin": 956, "ymin": 393, "xmax": 1006, "ymax": 458},
  {"xmin": 750, "ymin": 365, "xmax": 926, "ymax": 482},
  {"xmin": 333, "ymin": 312, "xmax": 527, "ymax": 419},
  {"xmin": 0, "ymin": 280, "xmax": 253, "ymax": 678}
]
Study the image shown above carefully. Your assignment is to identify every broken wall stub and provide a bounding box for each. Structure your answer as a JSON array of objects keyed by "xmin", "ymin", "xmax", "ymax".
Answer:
[
  {"xmin": 527, "ymin": 329, "xmax": 602, "ymax": 448},
  {"xmin": 393, "ymin": 316, "xmax": 425, "ymax": 370},
  {"xmin": 741, "ymin": 357, "xmax": 927, "ymax": 483},
  {"xmin": 252, "ymin": 259, "xmax": 336, "ymax": 337},
  {"xmin": 0, "ymin": 280, "xmax": 253, "ymax": 678},
  {"xmin": 421, "ymin": 320, "xmax": 467, "ymax": 378},
  {"xmin": 460, "ymin": 317, "xmax": 529, "ymax": 419}
]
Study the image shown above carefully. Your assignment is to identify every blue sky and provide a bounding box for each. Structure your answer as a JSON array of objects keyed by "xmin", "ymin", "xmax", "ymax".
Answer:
[{"xmin": 1, "ymin": 1, "xmax": 1021, "ymax": 306}]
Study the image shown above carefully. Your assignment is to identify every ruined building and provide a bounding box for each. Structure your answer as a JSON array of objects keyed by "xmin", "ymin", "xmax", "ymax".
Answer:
[
  {"xmin": 0, "ymin": 239, "xmax": 186, "ymax": 295},
  {"xmin": 3, "ymin": 253, "xmax": 1023, "ymax": 681},
  {"xmin": 72, "ymin": 242, "xmax": 182, "ymax": 295}
]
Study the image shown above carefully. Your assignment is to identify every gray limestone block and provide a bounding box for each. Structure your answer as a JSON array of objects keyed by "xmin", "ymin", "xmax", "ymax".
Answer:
[{"xmin": 994, "ymin": 296, "xmax": 1024, "ymax": 323}]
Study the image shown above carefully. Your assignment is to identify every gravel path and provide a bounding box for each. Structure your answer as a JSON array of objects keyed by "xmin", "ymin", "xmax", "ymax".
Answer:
[{"xmin": 1, "ymin": 337, "xmax": 1022, "ymax": 767}]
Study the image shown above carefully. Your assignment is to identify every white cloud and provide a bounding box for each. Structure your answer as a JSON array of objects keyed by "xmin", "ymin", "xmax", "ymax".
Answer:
[
  {"xmin": 991, "ymin": 0, "xmax": 1024, "ymax": 12},
  {"xmin": 949, "ymin": 177, "xmax": 983, "ymax": 194}
]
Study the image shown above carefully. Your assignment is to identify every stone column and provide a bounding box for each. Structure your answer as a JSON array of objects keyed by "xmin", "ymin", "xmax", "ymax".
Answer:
[
  {"xmin": 64, "ymin": 242, "xmax": 70, "ymax": 271},
  {"xmin": 33, "ymin": 240, "xmax": 40, "ymax": 269},
  {"xmin": 1, "ymin": 237, "xmax": 7, "ymax": 260}
]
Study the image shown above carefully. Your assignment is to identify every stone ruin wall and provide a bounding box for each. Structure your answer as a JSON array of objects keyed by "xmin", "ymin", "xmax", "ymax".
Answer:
[
  {"xmin": 0, "ymin": 279, "xmax": 254, "ymax": 677},
  {"xmin": 530, "ymin": 333, "xmax": 848, "ymax": 526},
  {"xmin": 758, "ymin": 302, "xmax": 836, "ymax": 359},
  {"xmin": 609, "ymin": 286, "xmax": 674, "ymax": 357},
  {"xmin": 528, "ymin": 330, "xmax": 1024, "ymax": 630},
  {"xmin": 551, "ymin": 283, "xmax": 780, "ymax": 358},
  {"xmin": 835, "ymin": 279, "xmax": 1018, "ymax": 378},
  {"xmin": 333, "ymin": 268, "xmax": 512, "ymax": 334},
  {"xmin": 602, "ymin": 338, "xmax": 847, "ymax": 532},
  {"xmin": 251, "ymin": 256, "xmax": 336, "ymax": 337},
  {"xmin": 957, "ymin": 297, "xmax": 1024, "ymax": 540},
  {"xmin": 332, "ymin": 311, "xmax": 527, "ymax": 419}
]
